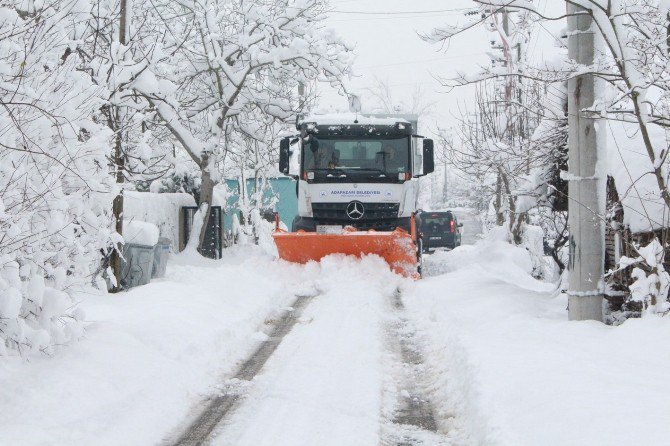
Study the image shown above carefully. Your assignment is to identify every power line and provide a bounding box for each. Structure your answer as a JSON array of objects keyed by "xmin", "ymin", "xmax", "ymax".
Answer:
[
  {"xmin": 328, "ymin": 12, "xmax": 469, "ymax": 22},
  {"xmin": 386, "ymin": 80, "xmax": 432, "ymax": 87},
  {"xmin": 357, "ymin": 52, "xmax": 488, "ymax": 69},
  {"xmin": 330, "ymin": 7, "xmax": 473, "ymax": 15}
]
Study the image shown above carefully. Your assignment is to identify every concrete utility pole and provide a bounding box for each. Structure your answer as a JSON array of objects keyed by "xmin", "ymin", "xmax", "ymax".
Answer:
[{"xmin": 567, "ymin": 4, "xmax": 604, "ymax": 321}]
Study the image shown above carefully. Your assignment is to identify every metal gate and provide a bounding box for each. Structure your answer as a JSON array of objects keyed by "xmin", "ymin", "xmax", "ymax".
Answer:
[{"xmin": 182, "ymin": 206, "xmax": 223, "ymax": 259}]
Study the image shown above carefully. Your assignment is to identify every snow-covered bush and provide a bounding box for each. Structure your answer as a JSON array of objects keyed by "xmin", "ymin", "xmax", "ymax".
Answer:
[
  {"xmin": 230, "ymin": 213, "xmax": 248, "ymax": 246},
  {"xmin": 249, "ymin": 208, "xmax": 278, "ymax": 256},
  {"xmin": 620, "ymin": 238, "xmax": 670, "ymax": 315},
  {"xmin": 1, "ymin": 2, "xmax": 114, "ymax": 355},
  {"xmin": 148, "ymin": 167, "xmax": 202, "ymax": 203},
  {"xmin": 521, "ymin": 224, "xmax": 546, "ymax": 279}
]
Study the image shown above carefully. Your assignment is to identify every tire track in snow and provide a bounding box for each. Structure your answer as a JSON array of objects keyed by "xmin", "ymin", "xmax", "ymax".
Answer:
[
  {"xmin": 171, "ymin": 292, "xmax": 315, "ymax": 446},
  {"xmin": 383, "ymin": 289, "xmax": 448, "ymax": 446},
  {"xmin": 208, "ymin": 257, "xmax": 391, "ymax": 446}
]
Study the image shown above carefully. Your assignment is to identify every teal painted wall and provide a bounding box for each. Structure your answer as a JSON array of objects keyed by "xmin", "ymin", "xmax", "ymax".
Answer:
[{"xmin": 222, "ymin": 177, "xmax": 297, "ymax": 231}]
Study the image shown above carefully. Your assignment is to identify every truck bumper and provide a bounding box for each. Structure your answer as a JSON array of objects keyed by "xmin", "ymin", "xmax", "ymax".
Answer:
[{"xmin": 292, "ymin": 216, "xmax": 411, "ymax": 233}]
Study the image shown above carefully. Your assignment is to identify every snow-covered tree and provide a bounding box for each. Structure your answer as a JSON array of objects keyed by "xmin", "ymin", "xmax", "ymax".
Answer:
[
  {"xmin": 443, "ymin": 1, "xmax": 670, "ymax": 312},
  {"xmin": 79, "ymin": 0, "xmax": 183, "ymax": 286},
  {"xmin": 424, "ymin": 5, "xmax": 546, "ymax": 243},
  {"xmin": 121, "ymin": 0, "xmax": 352, "ymax": 252},
  {"xmin": 1, "ymin": 1, "xmax": 115, "ymax": 355}
]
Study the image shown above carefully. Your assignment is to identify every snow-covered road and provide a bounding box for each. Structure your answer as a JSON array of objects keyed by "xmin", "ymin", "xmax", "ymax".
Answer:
[
  {"xmin": 0, "ymin": 209, "xmax": 481, "ymax": 446},
  {"xmin": 208, "ymin": 256, "xmax": 399, "ymax": 445},
  {"xmin": 166, "ymin": 254, "xmax": 458, "ymax": 446},
  {"xmin": 0, "ymin": 247, "xmax": 457, "ymax": 446},
  {"xmin": 454, "ymin": 208, "xmax": 483, "ymax": 246},
  {"xmin": 185, "ymin": 208, "xmax": 481, "ymax": 445},
  {"xmin": 5, "ymin": 214, "xmax": 670, "ymax": 446},
  {"xmin": 0, "ymin": 250, "xmax": 309, "ymax": 445}
]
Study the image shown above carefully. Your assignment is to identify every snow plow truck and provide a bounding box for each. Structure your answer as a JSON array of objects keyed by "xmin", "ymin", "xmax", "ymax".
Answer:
[{"xmin": 273, "ymin": 113, "xmax": 435, "ymax": 278}]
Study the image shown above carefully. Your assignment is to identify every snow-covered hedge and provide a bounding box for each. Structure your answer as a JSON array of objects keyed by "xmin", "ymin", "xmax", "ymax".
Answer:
[{"xmin": 123, "ymin": 191, "xmax": 196, "ymax": 249}]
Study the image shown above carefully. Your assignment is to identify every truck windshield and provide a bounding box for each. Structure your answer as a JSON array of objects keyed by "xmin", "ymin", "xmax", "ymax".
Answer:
[{"xmin": 303, "ymin": 136, "xmax": 410, "ymax": 176}]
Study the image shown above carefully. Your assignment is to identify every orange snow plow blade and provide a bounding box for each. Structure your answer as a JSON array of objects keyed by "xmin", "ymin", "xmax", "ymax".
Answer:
[{"xmin": 273, "ymin": 225, "xmax": 420, "ymax": 279}]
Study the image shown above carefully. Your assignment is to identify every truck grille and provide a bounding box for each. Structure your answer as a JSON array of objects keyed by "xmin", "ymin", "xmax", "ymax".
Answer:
[{"xmin": 311, "ymin": 202, "xmax": 400, "ymax": 231}]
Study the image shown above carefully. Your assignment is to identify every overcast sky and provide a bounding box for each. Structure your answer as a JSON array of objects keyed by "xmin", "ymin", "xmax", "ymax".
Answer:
[{"xmin": 319, "ymin": 0, "xmax": 565, "ymax": 139}]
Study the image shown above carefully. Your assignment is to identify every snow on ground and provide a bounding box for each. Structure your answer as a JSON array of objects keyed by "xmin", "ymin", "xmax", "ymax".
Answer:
[
  {"xmin": 411, "ymin": 231, "xmax": 670, "ymax": 446},
  {"xmin": 210, "ymin": 255, "xmax": 403, "ymax": 446},
  {"xmin": 4, "ymin": 221, "xmax": 670, "ymax": 446},
  {"xmin": 0, "ymin": 247, "xmax": 306, "ymax": 446}
]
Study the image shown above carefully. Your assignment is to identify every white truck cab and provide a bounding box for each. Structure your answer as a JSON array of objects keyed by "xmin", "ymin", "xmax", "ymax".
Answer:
[{"xmin": 278, "ymin": 113, "xmax": 434, "ymax": 233}]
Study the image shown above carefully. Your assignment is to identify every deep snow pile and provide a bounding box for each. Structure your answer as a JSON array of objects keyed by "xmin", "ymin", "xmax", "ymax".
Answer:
[
  {"xmin": 411, "ymin": 232, "xmax": 670, "ymax": 445},
  {"xmin": 0, "ymin": 248, "xmax": 307, "ymax": 446}
]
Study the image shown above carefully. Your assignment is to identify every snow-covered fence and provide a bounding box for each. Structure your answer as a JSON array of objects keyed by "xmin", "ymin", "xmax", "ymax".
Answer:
[{"xmin": 123, "ymin": 192, "xmax": 196, "ymax": 251}]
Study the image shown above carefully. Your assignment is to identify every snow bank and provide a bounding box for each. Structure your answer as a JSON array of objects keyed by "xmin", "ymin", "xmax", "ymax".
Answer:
[
  {"xmin": 412, "ymin": 236, "xmax": 670, "ymax": 445},
  {"xmin": 0, "ymin": 248, "xmax": 305, "ymax": 445},
  {"xmin": 425, "ymin": 226, "xmax": 544, "ymax": 291},
  {"xmin": 123, "ymin": 191, "xmax": 196, "ymax": 249}
]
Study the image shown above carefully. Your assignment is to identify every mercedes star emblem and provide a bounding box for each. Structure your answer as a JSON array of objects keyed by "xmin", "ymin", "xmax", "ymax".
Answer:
[{"xmin": 346, "ymin": 201, "xmax": 365, "ymax": 220}]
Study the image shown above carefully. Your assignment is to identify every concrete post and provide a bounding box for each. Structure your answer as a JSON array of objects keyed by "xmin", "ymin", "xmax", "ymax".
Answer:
[{"xmin": 567, "ymin": 4, "xmax": 604, "ymax": 321}]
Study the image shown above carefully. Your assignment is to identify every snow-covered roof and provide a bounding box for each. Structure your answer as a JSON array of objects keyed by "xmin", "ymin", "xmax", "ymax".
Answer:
[{"xmin": 606, "ymin": 118, "xmax": 670, "ymax": 233}]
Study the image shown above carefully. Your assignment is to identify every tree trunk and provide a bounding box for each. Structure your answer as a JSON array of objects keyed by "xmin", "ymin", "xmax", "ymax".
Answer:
[
  {"xmin": 110, "ymin": 0, "xmax": 128, "ymax": 291},
  {"xmin": 109, "ymin": 124, "xmax": 125, "ymax": 289},
  {"xmin": 110, "ymin": 129, "xmax": 124, "ymax": 287},
  {"xmin": 198, "ymin": 156, "xmax": 216, "ymax": 255},
  {"xmin": 498, "ymin": 167, "xmax": 525, "ymax": 244},
  {"xmin": 495, "ymin": 173, "xmax": 504, "ymax": 225},
  {"xmin": 511, "ymin": 212, "xmax": 526, "ymax": 245},
  {"xmin": 552, "ymin": 234, "xmax": 568, "ymax": 274},
  {"xmin": 111, "ymin": 186, "xmax": 124, "ymax": 290}
]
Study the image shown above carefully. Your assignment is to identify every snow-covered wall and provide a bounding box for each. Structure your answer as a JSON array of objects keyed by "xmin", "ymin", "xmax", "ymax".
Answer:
[{"xmin": 123, "ymin": 192, "xmax": 197, "ymax": 249}]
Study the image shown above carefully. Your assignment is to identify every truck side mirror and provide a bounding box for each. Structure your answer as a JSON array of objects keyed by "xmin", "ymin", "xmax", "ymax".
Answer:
[
  {"xmin": 423, "ymin": 139, "xmax": 435, "ymax": 175},
  {"xmin": 279, "ymin": 138, "xmax": 290, "ymax": 174}
]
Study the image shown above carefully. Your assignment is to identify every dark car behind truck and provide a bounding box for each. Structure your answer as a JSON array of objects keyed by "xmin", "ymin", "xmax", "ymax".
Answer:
[{"xmin": 418, "ymin": 211, "xmax": 462, "ymax": 252}]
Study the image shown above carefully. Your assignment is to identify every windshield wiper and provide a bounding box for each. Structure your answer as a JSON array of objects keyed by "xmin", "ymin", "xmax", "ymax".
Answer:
[
  {"xmin": 354, "ymin": 168, "xmax": 388, "ymax": 177},
  {"xmin": 308, "ymin": 168, "xmax": 347, "ymax": 178},
  {"xmin": 310, "ymin": 168, "xmax": 345, "ymax": 172},
  {"xmin": 311, "ymin": 167, "xmax": 387, "ymax": 176}
]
